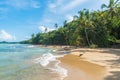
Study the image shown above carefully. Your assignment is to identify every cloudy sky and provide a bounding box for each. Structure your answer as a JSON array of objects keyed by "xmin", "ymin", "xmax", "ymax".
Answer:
[{"xmin": 0, "ymin": 0, "xmax": 109, "ymax": 42}]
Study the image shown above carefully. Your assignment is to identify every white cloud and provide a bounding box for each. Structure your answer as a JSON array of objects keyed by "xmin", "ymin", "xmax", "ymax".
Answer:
[
  {"xmin": 38, "ymin": 26, "xmax": 55, "ymax": 33},
  {"xmin": 2, "ymin": 0, "xmax": 40, "ymax": 9},
  {"xmin": 0, "ymin": 30, "xmax": 16, "ymax": 41},
  {"xmin": 30, "ymin": 0, "xmax": 40, "ymax": 8},
  {"xmin": 48, "ymin": 0, "xmax": 63, "ymax": 9},
  {"xmin": 46, "ymin": 0, "xmax": 88, "ymax": 26},
  {"xmin": 48, "ymin": 0, "xmax": 64, "ymax": 13},
  {"xmin": 61, "ymin": 0, "xmax": 87, "ymax": 11},
  {"xmin": 24, "ymin": 36, "xmax": 31, "ymax": 40},
  {"xmin": 39, "ymin": 0, "xmax": 109, "ymax": 29},
  {"xmin": 66, "ymin": 14, "xmax": 74, "ymax": 22},
  {"xmin": 48, "ymin": 0, "xmax": 88, "ymax": 13},
  {"xmin": 48, "ymin": 3, "xmax": 56, "ymax": 9},
  {"xmin": 38, "ymin": 26, "xmax": 46, "ymax": 32},
  {"xmin": 43, "ymin": 19, "xmax": 53, "ymax": 23}
]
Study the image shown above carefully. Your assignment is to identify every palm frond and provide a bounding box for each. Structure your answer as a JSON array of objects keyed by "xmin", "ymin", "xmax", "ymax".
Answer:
[
  {"xmin": 115, "ymin": 1, "xmax": 120, "ymax": 7},
  {"xmin": 101, "ymin": 4, "xmax": 108, "ymax": 9},
  {"xmin": 114, "ymin": 0, "xmax": 120, "ymax": 5},
  {"xmin": 108, "ymin": 0, "xmax": 114, "ymax": 8}
]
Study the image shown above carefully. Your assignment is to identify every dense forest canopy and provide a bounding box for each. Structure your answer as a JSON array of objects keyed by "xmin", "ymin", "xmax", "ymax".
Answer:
[{"xmin": 21, "ymin": 0, "xmax": 120, "ymax": 48}]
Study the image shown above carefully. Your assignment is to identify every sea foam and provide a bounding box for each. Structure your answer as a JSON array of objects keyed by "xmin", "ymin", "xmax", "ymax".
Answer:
[
  {"xmin": 49, "ymin": 60, "xmax": 68, "ymax": 80},
  {"xmin": 34, "ymin": 51, "xmax": 68, "ymax": 80},
  {"xmin": 27, "ymin": 45, "xmax": 35, "ymax": 48},
  {"xmin": 34, "ymin": 53, "xmax": 56, "ymax": 67}
]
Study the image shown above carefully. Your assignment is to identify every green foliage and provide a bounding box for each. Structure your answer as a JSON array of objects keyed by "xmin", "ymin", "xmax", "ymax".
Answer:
[
  {"xmin": 21, "ymin": 0, "xmax": 120, "ymax": 48},
  {"xmin": 90, "ymin": 44, "xmax": 98, "ymax": 48}
]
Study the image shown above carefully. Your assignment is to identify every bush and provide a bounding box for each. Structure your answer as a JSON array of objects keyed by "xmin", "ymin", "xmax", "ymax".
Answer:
[{"xmin": 89, "ymin": 44, "xmax": 98, "ymax": 48}]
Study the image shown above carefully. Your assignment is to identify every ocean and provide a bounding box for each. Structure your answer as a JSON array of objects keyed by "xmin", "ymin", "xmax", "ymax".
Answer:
[{"xmin": 0, "ymin": 44, "xmax": 67, "ymax": 80}]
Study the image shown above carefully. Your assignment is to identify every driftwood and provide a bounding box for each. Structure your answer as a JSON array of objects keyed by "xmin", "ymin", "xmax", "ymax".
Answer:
[{"xmin": 79, "ymin": 54, "xmax": 84, "ymax": 57}]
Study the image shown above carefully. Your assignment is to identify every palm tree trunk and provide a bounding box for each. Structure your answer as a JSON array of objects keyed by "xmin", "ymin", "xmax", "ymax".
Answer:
[{"xmin": 85, "ymin": 28, "xmax": 90, "ymax": 46}]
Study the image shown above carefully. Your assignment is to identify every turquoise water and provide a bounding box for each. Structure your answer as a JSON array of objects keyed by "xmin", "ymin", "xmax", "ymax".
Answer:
[{"xmin": 0, "ymin": 44, "xmax": 67, "ymax": 80}]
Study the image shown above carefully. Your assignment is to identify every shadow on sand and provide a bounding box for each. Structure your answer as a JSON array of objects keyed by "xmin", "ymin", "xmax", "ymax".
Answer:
[
  {"xmin": 103, "ymin": 49, "xmax": 120, "ymax": 80},
  {"xmin": 104, "ymin": 71, "xmax": 120, "ymax": 80},
  {"xmin": 69, "ymin": 48, "xmax": 120, "ymax": 80}
]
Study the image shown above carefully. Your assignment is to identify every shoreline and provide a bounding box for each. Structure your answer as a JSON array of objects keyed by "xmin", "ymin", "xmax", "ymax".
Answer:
[
  {"xmin": 53, "ymin": 47, "xmax": 120, "ymax": 80},
  {"xmin": 59, "ymin": 54, "xmax": 106, "ymax": 80},
  {"xmin": 34, "ymin": 45, "xmax": 120, "ymax": 80}
]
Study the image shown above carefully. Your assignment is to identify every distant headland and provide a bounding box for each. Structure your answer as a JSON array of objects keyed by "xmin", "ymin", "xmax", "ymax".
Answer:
[{"xmin": 0, "ymin": 41, "xmax": 19, "ymax": 44}]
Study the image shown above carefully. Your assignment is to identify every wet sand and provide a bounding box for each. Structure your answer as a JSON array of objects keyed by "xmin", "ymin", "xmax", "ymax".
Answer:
[
  {"xmin": 59, "ymin": 54, "xmax": 106, "ymax": 80},
  {"xmin": 58, "ymin": 48, "xmax": 120, "ymax": 80}
]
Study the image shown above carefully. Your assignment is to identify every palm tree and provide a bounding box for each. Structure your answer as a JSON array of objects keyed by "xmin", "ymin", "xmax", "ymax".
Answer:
[
  {"xmin": 73, "ymin": 15, "xmax": 78, "ymax": 20},
  {"xmin": 63, "ymin": 20, "xmax": 67, "ymax": 27},
  {"xmin": 45, "ymin": 27, "xmax": 48, "ymax": 33},
  {"xmin": 101, "ymin": 0, "xmax": 119, "ymax": 9},
  {"xmin": 31, "ymin": 33, "xmax": 35, "ymax": 40},
  {"xmin": 78, "ymin": 9, "xmax": 92, "ymax": 46},
  {"xmin": 101, "ymin": 0, "xmax": 120, "ymax": 46},
  {"xmin": 54, "ymin": 23, "xmax": 58, "ymax": 29},
  {"xmin": 101, "ymin": 0, "xmax": 119, "ymax": 18}
]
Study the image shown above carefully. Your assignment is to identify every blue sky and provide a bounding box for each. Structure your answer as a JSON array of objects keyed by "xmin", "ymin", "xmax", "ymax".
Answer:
[{"xmin": 0, "ymin": 0, "xmax": 109, "ymax": 42}]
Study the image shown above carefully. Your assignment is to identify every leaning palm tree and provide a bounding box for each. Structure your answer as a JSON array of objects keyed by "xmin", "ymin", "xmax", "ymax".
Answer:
[{"xmin": 78, "ymin": 9, "xmax": 93, "ymax": 46}]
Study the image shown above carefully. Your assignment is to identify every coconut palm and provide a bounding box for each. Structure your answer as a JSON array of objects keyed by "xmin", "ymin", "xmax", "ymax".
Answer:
[
  {"xmin": 101, "ymin": 0, "xmax": 119, "ymax": 9},
  {"xmin": 45, "ymin": 27, "xmax": 48, "ymax": 33},
  {"xmin": 101, "ymin": 0, "xmax": 120, "ymax": 18},
  {"xmin": 54, "ymin": 23, "xmax": 58, "ymax": 29}
]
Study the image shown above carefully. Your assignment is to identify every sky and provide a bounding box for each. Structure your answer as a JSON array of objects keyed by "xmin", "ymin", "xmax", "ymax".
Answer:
[{"xmin": 0, "ymin": 0, "xmax": 109, "ymax": 42}]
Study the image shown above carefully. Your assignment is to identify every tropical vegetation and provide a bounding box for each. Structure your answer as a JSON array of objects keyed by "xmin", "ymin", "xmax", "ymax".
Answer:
[{"xmin": 21, "ymin": 0, "xmax": 120, "ymax": 48}]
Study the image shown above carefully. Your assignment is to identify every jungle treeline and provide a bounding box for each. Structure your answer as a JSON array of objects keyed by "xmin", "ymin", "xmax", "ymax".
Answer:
[{"xmin": 21, "ymin": 0, "xmax": 120, "ymax": 48}]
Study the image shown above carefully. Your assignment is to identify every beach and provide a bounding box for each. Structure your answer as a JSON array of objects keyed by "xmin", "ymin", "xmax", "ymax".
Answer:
[
  {"xmin": 1, "ymin": 44, "xmax": 119, "ymax": 80},
  {"xmin": 57, "ymin": 47, "xmax": 120, "ymax": 80}
]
